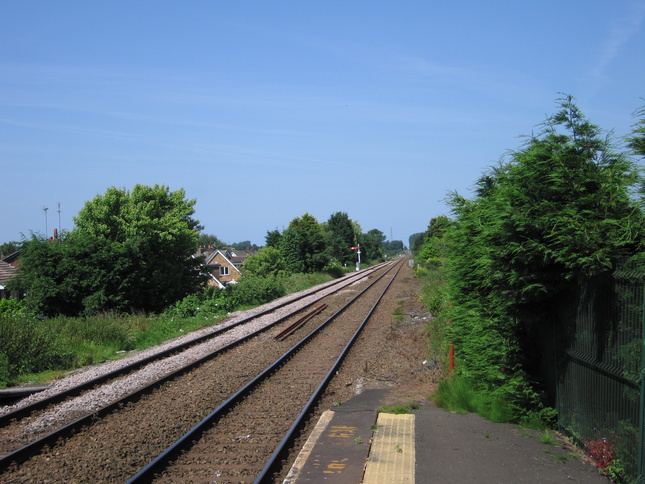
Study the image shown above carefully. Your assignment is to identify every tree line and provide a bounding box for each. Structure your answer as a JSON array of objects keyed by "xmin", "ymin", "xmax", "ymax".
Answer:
[{"xmin": 6, "ymin": 189, "xmax": 405, "ymax": 317}]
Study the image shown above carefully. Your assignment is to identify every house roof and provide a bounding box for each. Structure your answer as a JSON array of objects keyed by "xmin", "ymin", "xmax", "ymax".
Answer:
[
  {"xmin": 205, "ymin": 250, "xmax": 242, "ymax": 275},
  {"xmin": 2, "ymin": 250, "xmax": 22, "ymax": 263},
  {"xmin": 0, "ymin": 260, "xmax": 17, "ymax": 286}
]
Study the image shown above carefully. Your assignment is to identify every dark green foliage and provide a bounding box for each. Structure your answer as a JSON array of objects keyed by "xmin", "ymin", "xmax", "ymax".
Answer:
[
  {"xmin": 0, "ymin": 313, "xmax": 76, "ymax": 384},
  {"xmin": 322, "ymin": 262, "xmax": 345, "ymax": 278},
  {"xmin": 415, "ymin": 216, "xmax": 451, "ymax": 268},
  {"xmin": 383, "ymin": 240, "xmax": 404, "ymax": 251},
  {"xmin": 265, "ymin": 229, "xmax": 282, "ymax": 248},
  {"xmin": 18, "ymin": 185, "xmax": 205, "ymax": 316},
  {"xmin": 627, "ymin": 104, "xmax": 645, "ymax": 157},
  {"xmin": 383, "ymin": 240, "xmax": 405, "ymax": 259},
  {"xmin": 267, "ymin": 212, "xmax": 388, "ymax": 273},
  {"xmin": 409, "ymin": 232, "xmax": 425, "ymax": 254},
  {"xmin": 324, "ymin": 212, "xmax": 357, "ymax": 265},
  {"xmin": 198, "ymin": 233, "xmax": 226, "ymax": 250},
  {"xmin": 425, "ymin": 215, "xmax": 451, "ymax": 240},
  {"xmin": 359, "ymin": 229, "xmax": 385, "ymax": 263},
  {"xmin": 280, "ymin": 229, "xmax": 307, "ymax": 273},
  {"xmin": 445, "ymin": 95, "xmax": 644, "ymax": 418},
  {"xmin": 218, "ymin": 275, "xmax": 286, "ymax": 311},
  {"xmin": 242, "ymin": 246, "xmax": 287, "ymax": 278},
  {"xmin": 279, "ymin": 213, "xmax": 330, "ymax": 273}
]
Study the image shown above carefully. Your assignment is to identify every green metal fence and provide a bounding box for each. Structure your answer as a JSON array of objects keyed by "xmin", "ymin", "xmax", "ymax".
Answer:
[{"xmin": 555, "ymin": 266, "xmax": 645, "ymax": 483}]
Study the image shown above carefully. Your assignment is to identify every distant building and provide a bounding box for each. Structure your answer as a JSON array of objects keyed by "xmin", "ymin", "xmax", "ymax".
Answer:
[
  {"xmin": 195, "ymin": 247, "xmax": 256, "ymax": 289},
  {"xmin": 0, "ymin": 260, "xmax": 18, "ymax": 299}
]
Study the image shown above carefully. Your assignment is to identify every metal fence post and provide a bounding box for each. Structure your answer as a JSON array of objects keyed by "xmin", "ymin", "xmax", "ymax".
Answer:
[{"xmin": 639, "ymin": 286, "xmax": 645, "ymax": 482}]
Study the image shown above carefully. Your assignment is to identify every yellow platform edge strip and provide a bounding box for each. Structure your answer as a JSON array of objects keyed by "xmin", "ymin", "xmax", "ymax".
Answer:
[{"xmin": 362, "ymin": 413, "xmax": 415, "ymax": 484}]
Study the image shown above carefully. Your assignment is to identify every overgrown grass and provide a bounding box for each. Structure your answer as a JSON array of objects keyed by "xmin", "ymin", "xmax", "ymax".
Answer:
[
  {"xmin": 378, "ymin": 401, "xmax": 421, "ymax": 414},
  {"xmin": 414, "ymin": 264, "xmax": 452, "ymax": 372},
  {"xmin": 0, "ymin": 270, "xmax": 339, "ymax": 388},
  {"xmin": 432, "ymin": 375, "xmax": 514, "ymax": 423},
  {"xmin": 538, "ymin": 431, "xmax": 558, "ymax": 445},
  {"xmin": 282, "ymin": 272, "xmax": 335, "ymax": 293}
]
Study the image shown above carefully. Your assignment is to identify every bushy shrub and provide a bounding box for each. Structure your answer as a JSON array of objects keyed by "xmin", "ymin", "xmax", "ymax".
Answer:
[
  {"xmin": 219, "ymin": 275, "xmax": 285, "ymax": 311},
  {"xmin": 0, "ymin": 298, "xmax": 27, "ymax": 315},
  {"xmin": 54, "ymin": 313, "xmax": 136, "ymax": 350},
  {"xmin": 0, "ymin": 353, "xmax": 10, "ymax": 388},
  {"xmin": 0, "ymin": 313, "xmax": 75, "ymax": 381},
  {"xmin": 322, "ymin": 263, "xmax": 345, "ymax": 278}
]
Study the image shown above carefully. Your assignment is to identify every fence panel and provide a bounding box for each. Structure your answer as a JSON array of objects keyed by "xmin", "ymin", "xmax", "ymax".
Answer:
[{"xmin": 556, "ymin": 267, "xmax": 644, "ymax": 483}]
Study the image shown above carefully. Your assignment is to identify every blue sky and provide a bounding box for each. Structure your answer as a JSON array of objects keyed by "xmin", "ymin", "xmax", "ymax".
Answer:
[{"xmin": 2, "ymin": 1, "xmax": 644, "ymax": 247}]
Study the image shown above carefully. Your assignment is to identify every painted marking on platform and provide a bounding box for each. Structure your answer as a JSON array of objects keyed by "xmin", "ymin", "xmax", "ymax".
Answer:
[
  {"xmin": 283, "ymin": 411, "xmax": 334, "ymax": 483},
  {"xmin": 283, "ymin": 409, "xmax": 376, "ymax": 483}
]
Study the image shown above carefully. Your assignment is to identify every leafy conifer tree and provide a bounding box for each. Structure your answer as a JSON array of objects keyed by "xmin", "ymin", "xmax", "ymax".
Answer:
[{"xmin": 446, "ymin": 95, "xmax": 644, "ymax": 414}]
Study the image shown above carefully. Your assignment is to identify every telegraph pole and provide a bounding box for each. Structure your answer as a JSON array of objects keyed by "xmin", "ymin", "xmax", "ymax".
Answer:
[{"xmin": 43, "ymin": 206, "xmax": 49, "ymax": 237}]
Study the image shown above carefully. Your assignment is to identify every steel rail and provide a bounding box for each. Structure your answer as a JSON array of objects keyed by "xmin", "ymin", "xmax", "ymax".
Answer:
[
  {"xmin": 0, "ymin": 263, "xmax": 392, "ymax": 470},
  {"xmin": 255, "ymin": 258, "xmax": 404, "ymax": 483},
  {"xmin": 125, "ymin": 259, "xmax": 402, "ymax": 483},
  {"xmin": 0, "ymin": 262, "xmax": 388, "ymax": 428},
  {"xmin": 274, "ymin": 303, "xmax": 327, "ymax": 341}
]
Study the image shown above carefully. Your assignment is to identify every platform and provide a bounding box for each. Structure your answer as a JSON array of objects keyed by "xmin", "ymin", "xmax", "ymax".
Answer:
[{"xmin": 284, "ymin": 389, "xmax": 414, "ymax": 484}]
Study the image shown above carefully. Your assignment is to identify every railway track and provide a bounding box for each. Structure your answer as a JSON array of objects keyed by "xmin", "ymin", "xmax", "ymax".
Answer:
[
  {"xmin": 0, "ymin": 262, "xmax": 387, "ymax": 457},
  {"xmin": 0, "ymin": 259, "xmax": 404, "ymax": 483}
]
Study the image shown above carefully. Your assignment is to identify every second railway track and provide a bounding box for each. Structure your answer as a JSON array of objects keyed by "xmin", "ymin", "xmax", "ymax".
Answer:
[{"xmin": 0, "ymin": 259, "xmax": 405, "ymax": 483}]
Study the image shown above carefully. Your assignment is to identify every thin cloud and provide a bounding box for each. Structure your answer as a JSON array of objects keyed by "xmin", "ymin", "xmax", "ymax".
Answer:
[{"xmin": 592, "ymin": 1, "xmax": 645, "ymax": 79}]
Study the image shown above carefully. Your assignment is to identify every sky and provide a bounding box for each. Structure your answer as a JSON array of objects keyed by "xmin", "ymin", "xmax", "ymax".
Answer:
[{"xmin": 2, "ymin": 1, "xmax": 644, "ymax": 247}]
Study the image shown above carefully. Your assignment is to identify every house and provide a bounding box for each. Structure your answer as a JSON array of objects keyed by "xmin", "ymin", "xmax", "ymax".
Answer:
[
  {"xmin": 226, "ymin": 249, "xmax": 255, "ymax": 269},
  {"xmin": 203, "ymin": 249, "xmax": 243, "ymax": 289},
  {"xmin": 0, "ymin": 260, "xmax": 17, "ymax": 299}
]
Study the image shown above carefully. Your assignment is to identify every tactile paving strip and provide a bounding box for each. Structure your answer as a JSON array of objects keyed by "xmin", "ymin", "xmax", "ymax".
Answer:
[{"xmin": 362, "ymin": 413, "xmax": 415, "ymax": 483}]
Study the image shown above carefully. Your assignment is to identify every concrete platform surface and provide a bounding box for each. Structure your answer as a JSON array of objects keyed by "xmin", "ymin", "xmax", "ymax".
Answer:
[
  {"xmin": 285, "ymin": 389, "xmax": 611, "ymax": 483},
  {"xmin": 284, "ymin": 389, "xmax": 387, "ymax": 483}
]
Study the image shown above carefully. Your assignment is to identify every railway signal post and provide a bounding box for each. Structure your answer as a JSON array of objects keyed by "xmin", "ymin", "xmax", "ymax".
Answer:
[{"xmin": 350, "ymin": 245, "xmax": 361, "ymax": 271}]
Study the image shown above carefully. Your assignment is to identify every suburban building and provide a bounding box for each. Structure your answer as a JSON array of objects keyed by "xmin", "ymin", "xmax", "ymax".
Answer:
[{"xmin": 0, "ymin": 260, "xmax": 17, "ymax": 299}]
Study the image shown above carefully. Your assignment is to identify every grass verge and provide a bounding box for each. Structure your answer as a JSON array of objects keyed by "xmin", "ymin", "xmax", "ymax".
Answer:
[{"xmin": 0, "ymin": 271, "xmax": 338, "ymax": 388}]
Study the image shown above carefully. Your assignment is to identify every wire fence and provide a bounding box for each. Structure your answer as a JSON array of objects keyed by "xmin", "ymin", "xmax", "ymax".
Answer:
[{"xmin": 556, "ymin": 264, "xmax": 645, "ymax": 483}]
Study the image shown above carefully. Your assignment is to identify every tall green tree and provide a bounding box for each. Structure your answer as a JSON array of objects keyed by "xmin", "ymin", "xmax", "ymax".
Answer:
[
  {"xmin": 265, "ymin": 229, "xmax": 282, "ymax": 248},
  {"xmin": 19, "ymin": 185, "xmax": 204, "ymax": 316},
  {"xmin": 450, "ymin": 96, "xmax": 642, "ymax": 310},
  {"xmin": 324, "ymin": 212, "xmax": 356, "ymax": 265},
  {"xmin": 279, "ymin": 213, "xmax": 329, "ymax": 273},
  {"xmin": 359, "ymin": 229, "xmax": 385, "ymax": 263},
  {"xmin": 425, "ymin": 215, "xmax": 451, "ymax": 240}
]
